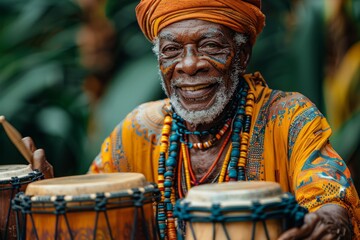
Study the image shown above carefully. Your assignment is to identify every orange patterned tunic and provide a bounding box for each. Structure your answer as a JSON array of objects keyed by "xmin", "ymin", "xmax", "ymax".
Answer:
[{"xmin": 89, "ymin": 72, "xmax": 360, "ymax": 237}]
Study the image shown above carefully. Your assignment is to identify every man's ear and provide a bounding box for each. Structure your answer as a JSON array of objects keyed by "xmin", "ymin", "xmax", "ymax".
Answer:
[{"xmin": 239, "ymin": 42, "xmax": 252, "ymax": 70}]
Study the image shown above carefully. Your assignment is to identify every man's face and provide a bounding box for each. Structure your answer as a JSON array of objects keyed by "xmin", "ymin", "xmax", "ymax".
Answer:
[{"xmin": 157, "ymin": 19, "xmax": 248, "ymax": 124}]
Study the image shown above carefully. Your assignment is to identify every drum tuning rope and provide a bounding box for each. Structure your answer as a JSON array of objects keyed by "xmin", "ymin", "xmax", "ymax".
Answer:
[{"xmin": 0, "ymin": 115, "xmax": 33, "ymax": 166}]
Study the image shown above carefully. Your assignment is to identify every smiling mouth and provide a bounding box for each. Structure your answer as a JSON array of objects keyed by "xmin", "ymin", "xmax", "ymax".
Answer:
[
  {"xmin": 176, "ymin": 83, "xmax": 218, "ymax": 102},
  {"xmin": 180, "ymin": 84, "xmax": 212, "ymax": 91}
]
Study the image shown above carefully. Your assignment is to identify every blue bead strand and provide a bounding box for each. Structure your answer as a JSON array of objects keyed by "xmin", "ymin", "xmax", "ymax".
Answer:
[{"xmin": 228, "ymin": 83, "xmax": 249, "ymax": 181}]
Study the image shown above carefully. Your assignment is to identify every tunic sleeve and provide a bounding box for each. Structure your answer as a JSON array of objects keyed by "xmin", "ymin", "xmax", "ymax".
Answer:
[
  {"xmin": 88, "ymin": 121, "xmax": 127, "ymax": 173},
  {"xmin": 289, "ymin": 96, "xmax": 360, "ymax": 237},
  {"xmin": 88, "ymin": 100, "xmax": 167, "ymax": 183}
]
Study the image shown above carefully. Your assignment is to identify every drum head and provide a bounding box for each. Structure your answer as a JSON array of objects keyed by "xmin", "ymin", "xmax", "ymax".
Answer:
[
  {"xmin": 25, "ymin": 172, "xmax": 147, "ymax": 196},
  {"xmin": 0, "ymin": 164, "xmax": 32, "ymax": 180},
  {"xmin": 185, "ymin": 181, "xmax": 283, "ymax": 206}
]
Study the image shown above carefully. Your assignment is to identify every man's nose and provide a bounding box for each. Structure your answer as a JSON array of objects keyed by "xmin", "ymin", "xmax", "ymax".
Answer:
[{"xmin": 175, "ymin": 45, "xmax": 208, "ymax": 76}]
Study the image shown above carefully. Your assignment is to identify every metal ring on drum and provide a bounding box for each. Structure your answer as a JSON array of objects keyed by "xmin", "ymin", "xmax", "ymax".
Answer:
[
  {"xmin": 12, "ymin": 172, "xmax": 161, "ymax": 240},
  {"xmin": 173, "ymin": 181, "xmax": 307, "ymax": 240}
]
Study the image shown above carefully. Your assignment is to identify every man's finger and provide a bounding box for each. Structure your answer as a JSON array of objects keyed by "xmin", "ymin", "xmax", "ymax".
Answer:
[
  {"xmin": 303, "ymin": 226, "xmax": 331, "ymax": 240},
  {"xmin": 33, "ymin": 149, "xmax": 54, "ymax": 178},
  {"xmin": 278, "ymin": 213, "xmax": 319, "ymax": 240},
  {"xmin": 32, "ymin": 149, "xmax": 46, "ymax": 170},
  {"xmin": 22, "ymin": 137, "xmax": 37, "ymax": 153}
]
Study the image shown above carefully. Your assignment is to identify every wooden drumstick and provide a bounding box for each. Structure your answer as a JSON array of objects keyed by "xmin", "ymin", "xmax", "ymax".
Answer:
[{"xmin": 0, "ymin": 115, "xmax": 33, "ymax": 165}]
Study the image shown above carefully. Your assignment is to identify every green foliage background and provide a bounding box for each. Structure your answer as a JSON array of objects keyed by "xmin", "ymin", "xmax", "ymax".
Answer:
[
  {"xmin": 0, "ymin": 0, "xmax": 359, "ymax": 184},
  {"xmin": 0, "ymin": 0, "xmax": 89, "ymax": 176}
]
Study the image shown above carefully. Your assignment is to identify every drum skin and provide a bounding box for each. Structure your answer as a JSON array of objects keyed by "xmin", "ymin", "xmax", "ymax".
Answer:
[{"xmin": 17, "ymin": 173, "xmax": 159, "ymax": 240}]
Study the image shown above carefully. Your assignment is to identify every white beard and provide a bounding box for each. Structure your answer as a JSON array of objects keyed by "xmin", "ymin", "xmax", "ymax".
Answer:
[{"xmin": 160, "ymin": 59, "xmax": 242, "ymax": 125}]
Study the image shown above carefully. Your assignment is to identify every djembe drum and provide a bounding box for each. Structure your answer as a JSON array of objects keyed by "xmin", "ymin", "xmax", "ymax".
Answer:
[
  {"xmin": 174, "ymin": 181, "xmax": 307, "ymax": 240},
  {"xmin": 12, "ymin": 173, "xmax": 160, "ymax": 240},
  {"xmin": 0, "ymin": 164, "xmax": 43, "ymax": 240}
]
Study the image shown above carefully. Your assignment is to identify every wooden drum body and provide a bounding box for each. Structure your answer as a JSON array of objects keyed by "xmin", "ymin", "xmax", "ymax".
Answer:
[
  {"xmin": 0, "ymin": 164, "xmax": 43, "ymax": 240},
  {"xmin": 174, "ymin": 181, "xmax": 307, "ymax": 240},
  {"xmin": 12, "ymin": 173, "xmax": 160, "ymax": 240}
]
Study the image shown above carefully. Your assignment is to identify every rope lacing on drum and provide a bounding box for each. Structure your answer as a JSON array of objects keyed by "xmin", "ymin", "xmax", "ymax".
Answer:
[
  {"xmin": 23, "ymin": 195, "xmax": 42, "ymax": 240},
  {"xmin": 131, "ymin": 189, "xmax": 151, "ymax": 240},
  {"xmin": 209, "ymin": 203, "xmax": 224, "ymax": 221},
  {"xmin": 53, "ymin": 196, "xmax": 74, "ymax": 240},
  {"xmin": 94, "ymin": 193, "xmax": 107, "ymax": 211},
  {"xmin": 250, "ymin": 201, "xmax": 271, "ymax": 240},
  {"xmin": 132, "ymin": 189, "xmax": 145, "ymax": 207},
  {"xmin": 12, "ymin": 195, "xmax": 32, "ymax": 240},
  {"xmin": 28, "ymin": 170, "xmax": 44, "ymax": 182},
  {"xmin": 210, "ymin": 204, "xmax": 232, "ymax": 240},
  {"xmin": 281, "ymin": 194, "xmax": 308, "ymax": 229},
  {"xmin": 94, "ymin": 193, "xmax": 114, "ymax": 240},
  {"xmin": 54, "ymin": 196, "xmax": 66, "ymax": 215},
  {"xmin": 152, "ymin": 186, "xmax": 161, "ymax": 202},
  {"xmin": 2, "ymin": 178, "xmax": 21, "ymax": 240},
  {"xmin": 10, "ymin": 176, "xmax": 21, "ymax": 190},
  {"xmin": 174, "ymin": 192, "xmax": 309, "ymax": 240}
]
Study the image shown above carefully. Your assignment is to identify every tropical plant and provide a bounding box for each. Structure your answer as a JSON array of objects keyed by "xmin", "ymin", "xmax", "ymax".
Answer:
[{"xmin": 0, "ymin": 0, "xmax": 88, "ymax": 176}]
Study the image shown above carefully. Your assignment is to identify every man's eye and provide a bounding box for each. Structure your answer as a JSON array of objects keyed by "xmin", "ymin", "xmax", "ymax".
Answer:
[
  {"xmin": 203, "ymin": 43, "xmax": 218, "ymax": 48},
  {"xmin": 199, "ymin": 42, "xmax": 223, "ymax": 53},
  {"xmin": 162, "ymin": 46, "xmax": 179, "ymax": 53},
  {"xmin": 164, "ymin": 47, "xmax": 176, "ymax": 52},
  {"xmin": 161, "ymin": 46, "xmax": 181, "ymax": 56}
]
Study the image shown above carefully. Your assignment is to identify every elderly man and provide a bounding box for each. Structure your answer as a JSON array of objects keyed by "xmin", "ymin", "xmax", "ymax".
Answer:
[{"xmin": 27, "ymin": 0, "xmax": 359, "ymax": 239}]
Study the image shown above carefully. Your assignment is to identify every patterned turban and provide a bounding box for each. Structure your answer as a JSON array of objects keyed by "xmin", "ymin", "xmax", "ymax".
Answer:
[{"xmin": 135, "ymin": 0, "xmax": 266, "ymax": 45}]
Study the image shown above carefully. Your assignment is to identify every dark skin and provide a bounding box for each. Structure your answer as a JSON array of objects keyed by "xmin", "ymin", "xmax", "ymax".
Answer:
[
  {"xmin": 22, "ymin": 137, "xmax": 53, "ymax": 179},
  {"xmin": 157, "ymin": 19, "xmax": 352, "ymax": 239},
  {"xmin": 158, "ymin": 20, "xmax": 250, "ymax": 182},
  {"xmin": 26, "ymin": 19, "xmax": 351, "ymax": 239}
]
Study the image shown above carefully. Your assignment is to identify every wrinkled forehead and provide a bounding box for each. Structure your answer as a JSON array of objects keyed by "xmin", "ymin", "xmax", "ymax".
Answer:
[{"xmin": 157, "ymin": 19, "xmax": 235, "ymax": 42}]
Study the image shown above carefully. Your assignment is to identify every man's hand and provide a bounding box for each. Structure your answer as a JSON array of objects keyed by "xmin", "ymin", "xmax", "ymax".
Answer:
[
  {"xmin": 278, "ymin": 204, "xmax": 352, "ymax": 240},
  {"xmin": 22, "ymin": 137, "xmax": 54, "ymax": 179}
]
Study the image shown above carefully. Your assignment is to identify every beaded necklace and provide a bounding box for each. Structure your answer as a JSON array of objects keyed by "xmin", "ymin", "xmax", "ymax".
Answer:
[
  {"xmin": 157, "ymin": 81, "xmax": 254, "ymax": 240},
  {"xmin": 172, "ymin": 103, "xmax": 236, "ymax": 150}
]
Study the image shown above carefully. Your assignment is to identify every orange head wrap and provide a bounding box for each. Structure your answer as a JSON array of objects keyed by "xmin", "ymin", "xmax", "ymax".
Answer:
[{"xmin": 135, "ymin": 0, "xmax": 265, "ymax": 45}]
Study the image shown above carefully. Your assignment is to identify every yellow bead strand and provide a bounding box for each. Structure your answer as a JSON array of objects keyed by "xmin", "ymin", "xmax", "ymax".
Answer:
[
  {"xmin": 181, "ymin": 143, "xmax": 192, "ymax": 190},
  {"xmin": 218, "ymin": 144, "xmax": 232, "ymax": 183}
]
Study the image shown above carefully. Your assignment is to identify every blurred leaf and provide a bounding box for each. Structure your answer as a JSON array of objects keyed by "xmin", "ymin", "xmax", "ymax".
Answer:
[
  {"xmin": 0, "ymin": 63, "xmax": 61, "ymax": 116},
  {"xmin": 82, "ymin": 53, "xmax": 161, "ymax": 171},
  {"xmin": 0, "ymin": 0, "xmax": 88, "ymax": 176},
  {"xmin": 331, "ymin": 111, "xmax": 360, "ymax": 162}
]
